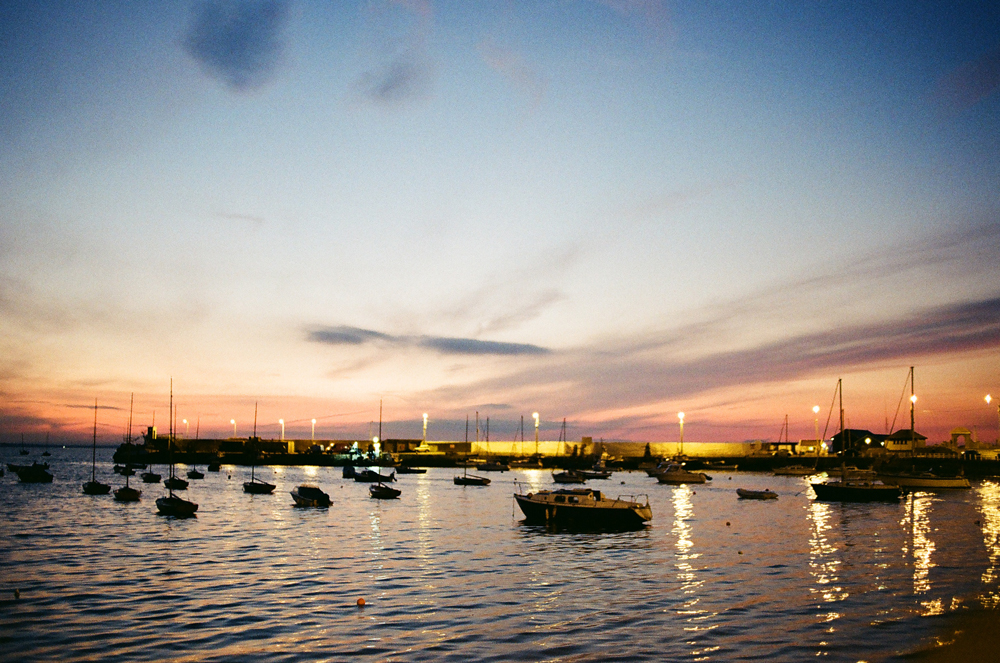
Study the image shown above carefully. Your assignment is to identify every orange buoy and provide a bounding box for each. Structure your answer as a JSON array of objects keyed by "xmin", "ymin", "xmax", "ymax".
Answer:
[{"xmin": 357, "ymin": 597, "xmax": 365, "ymax": 607}]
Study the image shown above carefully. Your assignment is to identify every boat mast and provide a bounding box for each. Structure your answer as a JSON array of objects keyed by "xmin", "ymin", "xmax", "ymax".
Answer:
[
  {"xmin": 838, "ymin": 378, "xmax": 844, "ymax": 450},
  {"xmin": 251, "ymin": 402, "xmax": 258, "ymax": 482},
  {"xmin": 168, "ymin": 378, "xmax": 174, "ymax": 496},
  {"xmin": 909, "ymin": 366, "xmax": 915, "ymax": 445},
  {"xmin": 92, "ymin": 398, "xmax": 98, "ymax": 482}
]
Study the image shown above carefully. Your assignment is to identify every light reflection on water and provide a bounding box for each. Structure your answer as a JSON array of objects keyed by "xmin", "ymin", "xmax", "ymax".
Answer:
[{"xmin": 1, "ymin": 449, "xmax": 999, "ymax": 662}]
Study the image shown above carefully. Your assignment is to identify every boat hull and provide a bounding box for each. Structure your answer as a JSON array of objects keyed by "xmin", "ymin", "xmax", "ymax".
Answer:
[
  {"xmin": 656, "ymin": 472, "xmax": 706, "ymax": 484},
  {"xmin": 454, "ymin": 475, "xmax": 490, "ymax": 486},
  {"xmin": 877, "ymin": 474, "xmax": 971, "ymax": 489},
  {"xmin": 811, "ymin": 481, "xmax": 902, "ymax": 502},
  {"xmin": 290, "ymin": 486, "xmax": 330, "ymax": 507},
  {"xmin": 514, "ymin": 492, "xmax": 651, "ymax": 529},
  {"xmin": 114, "ymin": 486, "xmax": 141, "ymax": 502},
  {"xmin": 82, "ymin": 481, "xmax": 111, "ymax": 495},
  {"xmin": 156, "ymin": 495, "xmax": 198, "ymax": 517},
  {"xmin": 737, "ymin": 488, "xmax": 778, "ymax": 500},
  {"xmin": 369, "ymin": 484, "xmax": 401, "ymax": 499},
  {"xmin": 243, "ymin": 480, "xmax": 276, "ymax": 494}
]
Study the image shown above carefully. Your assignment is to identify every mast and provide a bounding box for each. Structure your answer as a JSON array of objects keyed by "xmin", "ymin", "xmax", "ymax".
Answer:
[
  {"xmin": 909, "ymin": 366, "xmax": 916, "ymax": 445},
  {"xmin": 838, "ymin": 378, "xmax": 844, "ymax": 450},
  {"xmin": 168, "ymin": 378, "xmax": 174, "ymax": 496},
  {"xmin": 92, "ymin": 398, "xmax": 98, "ymax": 482},
  {"xmin": 251, "ymin": 402, "xmax": 258, "ymax": 482},
  {"xmin": 378, "ymin": 399, "xmax": 382, "ymax": 446}
]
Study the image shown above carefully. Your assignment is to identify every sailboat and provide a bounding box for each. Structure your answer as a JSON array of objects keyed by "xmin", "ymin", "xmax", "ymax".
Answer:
[
  {"xmin": 42, "ymin": 432, "xmax": 51, "ymax": 457},
  {"xmin": 244, "ymin": 403, "xmax": 275, "ymax": 494},
  {"xmin": 115, "ymin": 394, "xmax": 141, "ymax": 502},
  {"xmin": 455, "ymin": 415, "xmax": 490, "ymax": 486},
  {"xmin": 155, "ymin": 380, "xmax": 198, "ymax": 517},
  {"xmin": 811, "ymin": 379, "xmax": 902, "ymax": 502},
  {"xmin": 83, "ymin": 399, "xmax": 111, "ymax": 495},
  {"xmin": 477, "ymin": 416, "xmax": 509, "ymax": 472},
  {"xmin": 773, "ymin": 415, "xmax": 816, "ymax": 475}
]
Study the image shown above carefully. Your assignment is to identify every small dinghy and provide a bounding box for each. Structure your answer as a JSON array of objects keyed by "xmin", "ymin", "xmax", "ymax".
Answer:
[{"xmin": 737, "ymin": 488, "xmax": 778, "ymax": 500}]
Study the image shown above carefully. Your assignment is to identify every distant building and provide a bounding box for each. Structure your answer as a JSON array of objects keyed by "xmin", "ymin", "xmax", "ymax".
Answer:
[{"xmin": 883, "ymin": 429, "xmax": 927, "ymax": 454}]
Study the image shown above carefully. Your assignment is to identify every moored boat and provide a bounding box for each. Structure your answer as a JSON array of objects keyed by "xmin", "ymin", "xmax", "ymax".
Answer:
[
  {"xmin": 396, "ymin": 466, "xmax": 427, "ymax": 474},
  {"xmin": 291, "ymin": 485, "xmax": 331, "ymax": 507},
  {"xmin": 552, "ymin": 470, "xmax": 586, "ymax": 484},
  {"xmin": 773, "ymin": 464, "xmax": 817, "ymax": 476},
  {"xmin": 353, "ymin": 469, "xmax": 395, "ymax": 483},
  {"xmin": 876, "ymin": 470, "xmax": 970, "ymax": 489},
  {"xmin": 243, "ymin": 408, "xmax": 276, "ymax": 494},
  {"xmin": 477, "ymin": 460, "xmax": 509, "ymax": 472},
  {"xmin": 737, "ymin": 488, "xmax": 778, "ymax": 500},
  {"xmin": 655, "ymin": 463, "xmax": 708, "ymax": 485},
  {"xmin": 83, "ymin": 399, "xmax": 111, "ymax": 495},
  {"xmin": 514, "ymin": 488, "xmax": 652, "ymax": 529},
  {"xmin": 811, "ymin": 479, "xmax": 903, "ymax": 502},
  {"xmin": 187, "ymin": 467, "xmax": 204, "ymax": 480},
  {"xmin": 13, "ymin": 463, "xmax": 53, "ymax": 483},
  {"xmin": 114, "ymin": 485, "xmax": 141, "ymax": 502},
  {"xmin": 155, "ymin": 494, "xmax": 198, "ymax": 516},
  {"xmin": 369, "ymin": 482, "xmax": 401, "ymax": 499}
]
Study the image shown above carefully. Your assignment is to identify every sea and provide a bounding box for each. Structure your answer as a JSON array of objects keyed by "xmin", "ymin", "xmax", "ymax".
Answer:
[{"xmin": 1, "ymin": 447, "xmax": 998, "ymax": 662}]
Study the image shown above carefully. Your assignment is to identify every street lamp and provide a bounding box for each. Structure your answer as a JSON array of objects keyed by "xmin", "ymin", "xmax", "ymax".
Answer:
[
  {"xmin": 813, "ymin": 405, "xmax": 820, "ymax": 455},
  {"xmin": 183, "ymin": 419, "xmax": 189, "ymax": 438},
  {"xmin": 231, "ymin": 419, "xmax": 236, "ymax": 437},
  {"xmin": 311, "ymin": 418, "xmax": 316, "ymax": 441},
  {"xmin": 279, "ymin": 419, "xmax": 284, "ymax": 441},
  {"xmin": 678, "ymin": 412, "xmax": 685, "ymax": 456},
  {"xmin": 533, "ymin": 412, "xmax": 540, "ymax": 456},
  {"xmin": 423, "ymin": 413, "xmax": 428, "ymax": 443}
]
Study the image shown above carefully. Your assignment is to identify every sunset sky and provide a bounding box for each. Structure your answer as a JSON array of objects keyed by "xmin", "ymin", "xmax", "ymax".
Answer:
[{"xmin": 2, "ymin": 1, "xmax": 999, "ymax": 446}]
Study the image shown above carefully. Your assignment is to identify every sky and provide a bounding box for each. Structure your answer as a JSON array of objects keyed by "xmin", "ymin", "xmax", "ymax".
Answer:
[{"xmin": 2, "ymin": 0, "xmax": 999, "ymax": 446}]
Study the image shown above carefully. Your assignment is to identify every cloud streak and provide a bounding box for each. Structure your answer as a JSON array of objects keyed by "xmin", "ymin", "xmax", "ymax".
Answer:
[
  {"xmin": 307, "ymin": 325, "xmax": 550, "ymax": 356},
  {"xmin": 184, "ymin": 0, "xmax": 290, "ymax": 91}
]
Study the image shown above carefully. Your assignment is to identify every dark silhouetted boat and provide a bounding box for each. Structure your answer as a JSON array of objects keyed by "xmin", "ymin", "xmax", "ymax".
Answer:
[
  {"xmin": 454, "ymin": 415, "xmax": 491, "ymax": 485},
  {"xmin": 13, "ymin": 462, "xmax": 53, "ymax": 483},
  {"xmin": 654, "ymin": 463, "xmax": 708, "ymax": 485},
  {"xmin": 207, "ymin": 461, "xmax": 221, "ymax": 472},
  {"xmin": 291, "ymin": 485, "xmax": 330, "ymax": 507},
  {"xmin": 243, "ymin": 404, "xmax": 276, "ymax": 494},
  {"xmin": 396, "ymin": 466, "xmax": 427, "ymax": 474},
  {"xmin": 141, "ymin": 468, "xmax": 162, "ymax": 483},
  {"xmin": 83, "ymin": 399, "xmax": 111, "ymax": 495},
  {"xmin": 737, "ymin": 488, "xmax": 778, "ymax": 500},
  {"xmin": 155, "ymin": 380, "xmax": 198, "ymax": 517},
  {"xmin": 354, "ymin": 469, "xmax": 395, "ymax": 483},
  {"xmin": 369, "ymin": 482, "xmax": 401, "ymax": 499},
  {"xmin": 186, "ymin": 467, "xmax": 204, "ymax": 480},
  {"xmin": 114, "ymin": 395, "xmax": 141, "ymax": 502},
  {"xmin": 552, "ymin": 470, "xmax": 586, "ymax": 484},
  {"xmin": 515, "ymin": 488, "xmax": 652, "ymax": 529}
]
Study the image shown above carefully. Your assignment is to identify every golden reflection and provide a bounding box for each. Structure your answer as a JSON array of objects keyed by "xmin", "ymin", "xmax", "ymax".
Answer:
[
  {"xmin": 807, "ymin": 501, "xmax": 847, "ymax": 607},
  {"xmin": 906, "ymin": 493, "xmax": 936, "ymax": 601},
  {"xmin": 671, "ymin": 485, "xmax": 707, "ymax": 635},
  {"xmin": 519, "ymin": 469, "xmax": 545, "ymax": 492},
  {"xmin": 977, "ymin": 481, "xmax": 1000, "ymax": 607},
  {"xmin": 303, "ymin": 466, "xmax": 318, "ymax": 477}
]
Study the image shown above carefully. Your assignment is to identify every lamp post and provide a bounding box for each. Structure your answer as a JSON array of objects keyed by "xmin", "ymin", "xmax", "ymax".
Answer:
[
  {"xmin": 311, "ymin": 419, "xmax": 316, "ymax": 441},
  {"xmin": 813, "ymin": 405, "xmax": 820, "ymax": 455},
  {"xmin": 678, "ymin": 412, "xmax": 685, "ymax": 456},
  {"xmin": 279, "ymin": 419, "xmax": 284, "ymax": 441},
  {"xmin": 533, "ymin": 412, "xmax": 540, "ymax": 456},
  {"xmin": 231, "ymin": 419, "xmax": 236, "ymax": 437},
  {"xmin": 423, "ymin": 413, "xmax": 428, "ymax": 443},
  {"xmin": 183, "ymin": 419, "xmax": 189, "ymax": 438}
]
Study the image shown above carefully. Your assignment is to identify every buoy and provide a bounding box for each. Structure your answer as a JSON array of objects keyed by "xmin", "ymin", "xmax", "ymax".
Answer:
[
  {"xmin": 357, "ymin": 597, "xmax": 365, "ymax": 607},
  {"xmin": 726, "ymin": 522, "xmax": 730, "ymax": 526},
  {"xmin": 738, "ymin": 551, "xmax": 743, "ymax": 555},
  {"xmin": 14, "ymin": 588, "xmax": 20, "ymax": 599}
]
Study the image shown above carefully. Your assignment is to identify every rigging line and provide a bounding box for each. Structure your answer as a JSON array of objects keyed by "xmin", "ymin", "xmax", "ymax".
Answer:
[
  {"xmin": 888, "ymin": 368, "xmax": 911, "ymax": 434},
  {"xmin": 821, "ymin": 379, "xmax": 839, "ymax": 441}
]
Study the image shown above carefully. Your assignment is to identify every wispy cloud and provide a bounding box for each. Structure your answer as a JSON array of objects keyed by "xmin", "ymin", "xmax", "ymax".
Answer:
[
  {"xmin": 184, "ymin": 0, "xmax": 291, "ymax": 92},
  {"xmin": 354, "ymin": 0, "xmax": 434, "ymax": 106},
  {"xmin": 307, "ymin": 325, "xmax": 550, "ymax": 356},
  {"xmin": 356, "ymin": 54, "xmax": 433, "ymax": 105},
  {"xmin": 935, "ymin": 43, "xmax": 1000, "ymax": 114}
]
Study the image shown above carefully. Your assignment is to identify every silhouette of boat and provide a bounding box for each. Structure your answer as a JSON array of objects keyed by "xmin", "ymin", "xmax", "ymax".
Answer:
[
  {"xmin": 369, "ymin": 482, "xmax": 401, "ymax": 499},
  {"xmin": 114, "ymin": 395, "xmax": 141, "ymax": 502},
  {"xmin": 353, "ymin": 469, "xmax": 395, "ymax": 483},
  {"xmin": 552, "ymin": 470, "xmax": 586, "ymax": 484},
  {"xmin": 876, "ymin": 470, "xmax": 970, "ymax": 489},
  {"xmin": 655, "ymin": 463, "xmax": 709, "ymax": 485},
  {"xmin": 396, "ymin": 466, "xmax": 426, "ymax": 474},
  {"xmin": 291, "ymin": 485, "xmax": 330, "ymax": 507},
  {"xmin": 12, "ymin": 462, "xmax": 53, "ymax": 483},
  {"xmin": 155, "ymin": 380, "xmax": 198, "ymax": 517},
  {"xmin": 186, "ymin": 467, "xmax": 204, "ymax": 480},
  {"xmin": 737, "ymin": 488, "xmax": 778, "ymax": 500},
  {"xmin": 83, "ymin": 399, "xmax": 111, "ymax": 495}
]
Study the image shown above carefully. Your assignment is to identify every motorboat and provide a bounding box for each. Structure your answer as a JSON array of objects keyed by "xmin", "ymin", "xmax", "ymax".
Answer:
[
  {"xmin": 824, "ymin": 465, "xmax": 873, "ymax": 479},
  {"xmin": 510, "ymin": 457, "xmax": 543, "ymax": 469},
  {"xmin": 155, "ymin": 494, "xmax": 198, "ymax": 517},
  {"xmin": 811, "ymin": 478, "xmax": 902, "ymax": 502},
  {"xmin": 737, "ymin": 488, "xmax": 778, "ymax": 500},
  {"xmin": 13, "ymin": 463, "xmax": 53, "ymax": 483},
  {"xmin": 655, "ymin": 463, "xmax": 709, "ymax": 485},
  {"xmin": 876, "ymin": 470, "xmax": 970, "ymax": 489},
  {"xmin": 552, "ymin": 470, "xmax": 586, "ymax": 484},
  {"xmin": 773, "ymin": 464, "xmax": 818, "ymax": 476},
  {"xmin": 369, "ymin": 483, "xmax": 401, "ymax": 499},
  {"xmin": 396, "ymin": 466, "xmax": 427, "ymax": 474},
  {"xmin": 291, "ymin": 485, "xmax": 331, "ymax": 507},
  {"xmin": 353, "ymin": 469, "xmax": 395, "ymax": 483},
  {"xmin": 477, "ymin": 461, "xmax": 509, "ymax": 472},
  {"xmin": 454, "ymin": 470, "xmax": 491, "ymax": 486},
  {"xmin": 514, "ymin": 488, "xmax": 652, "ymax": 529},
  {"xmin": 577, "ymin": 468, "xmax": 612, "ymax": 480}
]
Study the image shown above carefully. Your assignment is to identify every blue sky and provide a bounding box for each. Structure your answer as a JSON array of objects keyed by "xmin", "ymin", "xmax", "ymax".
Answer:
[{"xmin": 2, "ymin": 1, "xmax": 999, "ymax": 444}]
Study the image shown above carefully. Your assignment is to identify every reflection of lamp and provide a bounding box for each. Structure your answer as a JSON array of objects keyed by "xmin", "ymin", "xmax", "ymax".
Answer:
[
  {"xmin": 678, "ymin": 412, "xmax": 685, "ymax": 455},
  {"xmin": 183, "ymin": 419, "xmax": 189, "ymax": 438}
]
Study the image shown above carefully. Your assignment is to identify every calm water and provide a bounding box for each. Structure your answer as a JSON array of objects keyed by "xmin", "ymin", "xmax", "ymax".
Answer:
[{"xmin": 2, "ymin": 448, "xmax": 999, "ymax": 662}]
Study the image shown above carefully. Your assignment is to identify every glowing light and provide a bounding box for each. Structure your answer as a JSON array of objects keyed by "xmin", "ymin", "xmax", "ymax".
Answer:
[{"xmin": 813, "ymin": 405, "xmax": 820, "ymax": 414}]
